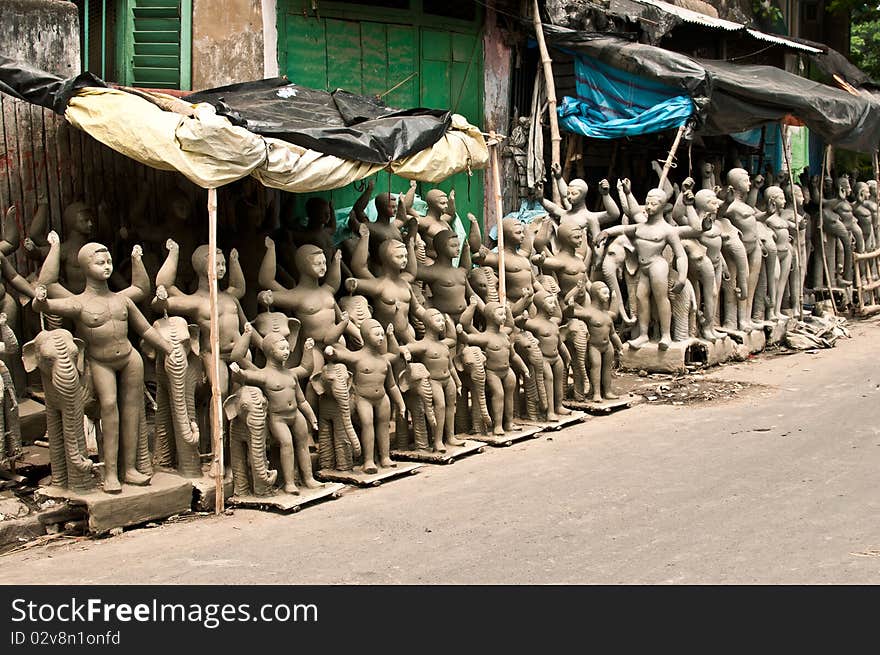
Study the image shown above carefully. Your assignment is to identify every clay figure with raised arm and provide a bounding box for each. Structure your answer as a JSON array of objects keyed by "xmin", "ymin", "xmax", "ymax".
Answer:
[
  {"xmin": 346, "ymin": 221, "xmax": 420, "ymax": 342},
  {"xmin": 416, "ymin": 227, "xmax": 476, "ymax": 323},
  {"xmin": 531, "ymin": 222, "xmax": 590, "ymax": 300},
  {"xmin": 568, "ymin": 281, "xmax": 622, "ymax": 402},
  {"xmin": 473, "ymin": 218, "xmax": 542, "ymax": 306},
  {"xmin": 33, "ymin": 231, "xmax": 172, "ymax": 493},
  {"xmin": 539, "ymin": 162, "xmax": 620, "ymax": 245},
  {"xmin": 458, "ymin": 301, "xmax": 530, "ymax": 436},
  {"xmin": 153, "ymin": 238, "xmax": 248, "ymax": 406},
  {"xmin": 596, "ymin": 188, "xmax": 688, "ymax": 350},
  {"xmin": 230, "ymin": 334, "xmax": 321, "ymax": 494},
  {"xmin": 399, "ymin": 308, "xmax": 464, "ymax": 452},
  {"xmin": 417, "ymin": 187, "xmax": 460, "ymax": 261},
  {"xmin": 325, "ymin": 320, "xmax": 406, "ymax": 474},
  {"xmin": 518, "ymin": 291, "xmax": 572, "ymax": 421},
  {"xmin": 722, "ymin": 169, "xmax": 765, "ymax": 328},
  {"xmin": 258, "ymin": 237, "xmax": 352, "ymax": 352}
]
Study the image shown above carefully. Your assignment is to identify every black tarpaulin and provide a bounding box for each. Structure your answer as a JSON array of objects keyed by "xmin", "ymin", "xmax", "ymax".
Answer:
[
  {"xmin": 184, "ymin": 78, "xmax": 452, "ymax": 164},
  {"xmin": 545, "ymin": 27, "xmax": 880, "ymax": 152},
  {"xmin": 0, "ymin": 55, "xmax": 106, "ymax": 114}
]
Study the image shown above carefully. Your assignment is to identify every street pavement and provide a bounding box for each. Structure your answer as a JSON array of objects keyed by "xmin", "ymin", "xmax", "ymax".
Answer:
[{"xmin": 5, "ymin": 318, "xmax": 880, "ymax": 584}]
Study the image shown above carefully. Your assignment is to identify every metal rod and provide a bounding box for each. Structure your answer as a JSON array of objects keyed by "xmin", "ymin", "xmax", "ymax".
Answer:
[
  {"xmin": 490, "ymin": 134, "xmax": 507, "ymax": 305},
  {"xmin": 531, "ymin": 0, "xmax": 562, "ymax": 204},
  {"xmin": 781, "ymin": 123, "xmax": 803, "ymax": 321},
  {"xmin": 207, "ymin": 188, "xmax": 224, "ymax": 513}
]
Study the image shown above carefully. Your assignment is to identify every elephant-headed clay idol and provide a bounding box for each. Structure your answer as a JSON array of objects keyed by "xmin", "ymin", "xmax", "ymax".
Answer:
[
  {"xmin": 22, "ymin": 329, "xmax": 95, "ymax": 492},
  {"xmin": 398, "ymin": 308, "xmax": 463, "ymax": 452},
  {"xmin": 309, "ymin": 359, "xmax": 360, "ymax": 473},
  {"xmin": 33, "ymin": 233, "xmax": 171, "ymax": 493},
  {"xmin": 513, "ymin": 327, "xmax": 549, "ymax": 422},
  {"xmin": 453, "ymin": 345, "xmax": 492, "ymax": 435},
  {"xmin": 596, "ymin": 189, "xmax": 689, "ymax": 350},
  {"xmin": 223, "ymin": 385, "xmax": 277, "ymax": 497},
  {"xmin": 517, "ymin": 292, "xmax": 572, "ymax": 421},
  {"xmin": 337, "ymin": 294, "xmax": 371, "ymax": 349},
  {"xmin": 252, "ymin": 290, "xmax": 302, "ymax": 367},
  {"xmin": 568, "ymin": 282, "xmax": 623, "ymax": 402},
  {"xmin": 458, "ymin": 302, "xmax": 530, "ymax": 435},
  {"xmin": 143, "ymin": 315, "xmax": 202, "ymax": 478},
  {"xmin": 325, "ymin": 320, "xmax": 406, "ymax": 474},
  {"xmin": 395, "ymin": 361, "xmax": 437, "ymax": 451},
  {"xmin": 230, "ymin": 335, "xmax": 321, "ymax": 494}
]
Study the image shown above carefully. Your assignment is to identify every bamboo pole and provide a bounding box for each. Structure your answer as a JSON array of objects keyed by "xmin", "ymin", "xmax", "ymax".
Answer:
[
  {"xmin": 818, "ymin": 145, "xmax": 837, "ymax": 317},
  {"xmin": 207, "ymin": 188, "xmax": 224, "ymax": 513},
  {"xmin": 531, "ymin": 0, "xmax": 562, "ymax": 204},
  {"xmin": 658, "ymin": 124, "xmax": 686, "ymax": 189},
  {"xmin": 780, "ymin": 123, "xmax": 803, "ymax": 320},
  {"xmin": 490, "ymin": 132, "xmax": 507, "ymax": 305}
]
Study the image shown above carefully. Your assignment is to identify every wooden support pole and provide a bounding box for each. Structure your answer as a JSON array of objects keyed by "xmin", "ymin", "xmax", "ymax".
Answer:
[
  {"xmin": 658, "ymin": 124, "xmax": 686, "ymax": 189},
  {"xmin": 207, "ymin": 187, "xmax": 224, "ymax": 513},
  {"xmin": 531, "ymin": 0, "xmax": 562, "ymax": 204},
  {"xmin": 781, "ymin": 123, "xmax": 804, "ymax": 321},
  {"xmin": 490, "ymin": 132, "xmax": 507, "ymax": 305},
  {"xmin": 818, "ymin": 145, "xmax": 837, "ymax": 317}
]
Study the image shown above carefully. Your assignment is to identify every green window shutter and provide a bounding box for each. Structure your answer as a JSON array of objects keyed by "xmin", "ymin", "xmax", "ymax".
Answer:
[{"xmin": 123, "ymin": 0, "xmax": 191, "ymax": 90}]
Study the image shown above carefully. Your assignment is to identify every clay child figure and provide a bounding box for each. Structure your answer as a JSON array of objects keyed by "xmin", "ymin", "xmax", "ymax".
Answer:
[
  {"xmin": 569, "ymin": 281, "xmax": 622, "ymax": 402},
  {"xmin": 458, "ymin": 301, "xmax": 530, "ymax": 436},
  {"xmin": 518, "ymin": 291, "xmax": 572, "ymax": 421},
  {"xmin": 325, "ymin": 320, "xmax": 406, "ymax": 474},
  {"xmin": 154, "ymin": 239, "xmax": 248, "ymax": 406},
  {"xmin": 346, "ymin": 222, "xmax": 421, "ymax": 342},
  {"xmin": 474, "ymin": 217, "xmax": 544, "ymax": 306},
  {"xmin": 596, "ymin": 189, "xmax": 689, "ymax": 350},
  {"xmin": 722, "ymin": 169, "xmax": 765, "ymax": 325},
  {"xmin": 258, "ymin": 237, "xmax": 352, "ymax": 351},
  {"xmin": 761, "ymin": 186, "xmax": 793, "ymax": 320},
  {"xmin": 416, "ymin": 228, "xmax": 476, "ymax": 324},
  {"xmin": 540, "ymin": 162, "xmax": 620, "ymax": 245},
  {"xmin": 229, "ymin": 335, "xmax": 321, "ymax": 494},
  {"xmin": 417, "ymin": 188, "xmax": 456, "ymax": 261},
  {"xmin": 297, "ymin": 197, "xmax": 337, "ymax": 263},
  {"xmin": 833, "ymin": 176, "xmax": 863, "ymax": 282},
  {"xmin": 532, "ymin": 222, "xmax": 589, "ymax": 301},
  {"xmin": 399, "ymin": 308, "xmax": 464, "ymax": 452},
  {"xmin": 34, "ymin": 232, "xmax": 172, "ymax": 493},
  {"xmin": 26, "ymin": 201, "xmax": 94, "ymax": 293},
  {"xmin": 346, "ymin": 179, "xmax": 415, "ymax": 261}
]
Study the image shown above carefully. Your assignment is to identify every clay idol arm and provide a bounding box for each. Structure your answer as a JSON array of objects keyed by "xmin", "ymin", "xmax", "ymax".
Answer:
[
  {"xmin": 540, "ymin": 197, "xmax": 565, "ymax": 220},
  {"xmin": 257, "ymin": 237, "xmax": 286, "ymax": 292},
  {"xmin": 325, "ymin": 311, "xmax": 350, "ymax": 345},
  {"xmin": 225, "ymin": 249, "xmax": 246, "ymax": 300},
  {"xmin": 511, "ymin": 347, "xmax": 530, "ymax": 379},
  {"xmin": 325, "ymin": 250, "xmax": 342, "ymax": 293},
  {"xmin": 128, "ymin": 299, "xmax": 173, "ymax": 355},
  {"xmin": 350, "ymin": 224, "xmax": 373, "ymax": 279},
  {"xmin": 230, "ymin": 325, "xmax": 253, "ymax": 363},
  {"xmin": 24, "ymin": 203, "xmax": 49, "ymax": 262},
  {"xmin": 36, "ymin": 231, "xmax": 63, "ymax": 286},
  {"xmin": 0, "ymin": 207, "xmax": 20, "ymax": 256},
  {"xmin": 668, "ymin": 230, "xmax": 689, "ymax": 291},
  {"xmin": 155, "ymin": 239, "xmax": 181, "ymax": 290},
  {"xmin": 385, "ymin": 366, "xmax": 406, "ymax": 415},
  {"xmin": 120, "ymin": 245, "xmax": 151, "ymax": 303},
  {"xmin": 0, "ymin": 256, "xmax": 34, "ymax": 298},
  {"xmin": 229, "ymin": 363, "xmax": 265, "ymax": 387},
  {"xmin": 296, "ymin": 384, "xmax": 318, "ymax": 429},
  {"xmin": 31, "ymin": 286, "xmax": 80, "ymax": 318},
  {"xmin": 151, "ymin": 287, "xmax": 201, "ymax": 318},
  {"xmin": 610, "ymin": 328, "xmax": 624, "ymax": 351}
]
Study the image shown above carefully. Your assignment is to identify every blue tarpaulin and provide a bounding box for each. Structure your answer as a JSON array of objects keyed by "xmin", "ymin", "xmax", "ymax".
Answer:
[{"xmin": 558, "ymin": 52, "xmax": 695, "ymax": 139}]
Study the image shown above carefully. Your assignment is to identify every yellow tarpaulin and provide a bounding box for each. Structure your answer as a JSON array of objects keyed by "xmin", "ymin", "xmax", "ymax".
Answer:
[{"xmin": 64, "ymin": 87, "xmax": 488, "ymax": 192}]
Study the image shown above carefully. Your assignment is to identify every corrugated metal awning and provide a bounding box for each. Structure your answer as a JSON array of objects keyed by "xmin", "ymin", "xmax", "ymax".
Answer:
[{"xmin": 633, "ymin": 0, "xmax": 823, "ymax": 54}]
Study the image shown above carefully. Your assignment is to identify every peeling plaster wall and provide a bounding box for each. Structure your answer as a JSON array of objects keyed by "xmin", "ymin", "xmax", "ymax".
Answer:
[
  {"xmin": 192, "ymin": 0, "xmax": 265, "ymax": 90},
  {"xmin": 0, "ymin": 0, "xmax": 79, "ymax": 76}
]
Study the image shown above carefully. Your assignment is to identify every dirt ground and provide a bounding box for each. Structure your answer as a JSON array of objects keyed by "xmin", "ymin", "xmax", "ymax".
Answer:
[{"xmin": 3, "ymin": 317, "xmax": 880, "ymax": 584}]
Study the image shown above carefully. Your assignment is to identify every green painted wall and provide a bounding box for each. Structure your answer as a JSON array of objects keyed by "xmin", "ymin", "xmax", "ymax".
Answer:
[{"xmin": 278, "ymin": 1, "xmax": 484, "ymax": 230}]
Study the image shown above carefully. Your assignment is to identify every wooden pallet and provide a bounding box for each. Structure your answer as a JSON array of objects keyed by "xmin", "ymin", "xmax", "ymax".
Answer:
[
  {"xmin": 316, "ymin": 462, "xmax": 422, "ymax": 487},
  {"xmin": 565, "ymin": 396, "xmax": 636, "ymax": 415},
  {"xmin": 467, "ymin": 424, "xmax": 543, "ymax": 447},
  {"xmin": 391, "ymin": 439, "xmax": 486, "ymax": 465},
  {"xmin": 522, "ymin": 410, "xmax": 588, "ymax": 431},
  {"xmin": 229, "ymin": 483, "xmax": 345, "ymax": 513}
]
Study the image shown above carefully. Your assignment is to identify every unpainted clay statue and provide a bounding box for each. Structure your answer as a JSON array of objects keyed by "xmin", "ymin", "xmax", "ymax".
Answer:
[
  {"xmin": 760, "ymin": 186, "xmax": 794, "ymax": 320},
  {"xmin": 258, "ymin": 238, "xmax": 352, "ymax": 352},
  {"xmin": 417, "ymin": 188, "xmax": 456, "ymax": 261},
  {"xmin": 722, "ymin": 169, "xmax": 764, "ymax": 329},
  {"xmin": 34, "ymin": 232, "xmax": 171, "ymax": 493},
  {"xmin": 25, "ymin": 201, "xmax": 94, "ymax": 294},
  {"xmin": 568, "ymin": 281, "xmax": 622, "ymax": 402},
  {"xmin": 453, "ymin": 345, "xmax": 492, "ymax": 435},
  {"xmin": 0, "ymin": 314, "xmax": 21, "ymax": 468},
  {"xmin": 309, "ymin": 358, "xmax": 361, "ymax": 472},
  {"xmin": 343, "ymin": 179, "xmax": 413, "ymax": 268},
  {"xmin": 517, "ymin": 291, "xmax": 571, "ymax": 420},
  {"xmin": 474, "ymin": 218, "xmax": 542, "ymax": 306},
  {"xmin": 832, "ymin": 175, "xmax": 862, "ymax": 282},
  {"xmin": 223, "ymin": 385, "xmax": 277, "ymax": 497},
  {"xmin": 230, "ymin": 335, "xmax": 320, "ymax": 494},
  {"xmin": 154, "ymin": 239, "xmax": 248, "ymax": 414},
  {"xmin": 540, "ymin": 162, "xmax": 620, "ymax": 245},
  {"xmin": 22, "ymin": 328, "xmax": 94, "ymax": 491},
  {"xmin": 251, "ymin": 290, "xmax": 304, "ymax": 365},
  {"xmin": 143, "ymin": 316, "xmax": 202, "ymax": 478},
  {"xmin": 782, "ymin": 183, "xmax": 809, "ymax": 310},
  {"xmin": 416, "ymin": 228, "xmax": 474, "ymax": 323},
  {"xmin": 853, "ymin": 182, "xmax": 876, "ymax": 257},
  {"xmin": 399, "ymin": 308, "xmax": 463, "ymax": 452},
  {"xmin": 596, "ymin": 189, "xmax": 688, "ymax": 350},
  {"xmin": 458, "ymin": 302, "xmax": 530, "ymax": 435},
  {"xmin": 531, "ymin": 222, "xmax": 589, "ymax": 301},
  {"xmin": 325, "ymin": 320, "xmax": 406, "ymax": 473},
  {"xmin": 346, "ymin": 223, "xmax": 420, "ymax": 341}
]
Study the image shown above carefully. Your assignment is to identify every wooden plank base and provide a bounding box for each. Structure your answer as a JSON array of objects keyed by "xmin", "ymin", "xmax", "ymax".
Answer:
[
  {"xmin": 190, "ymin": 474, "xmax": 234, "ymax": 512},
  {"xmin": 565, "ymin": 396, "xmax": 636, "ymax": 415},
  {"xmin": 229, "ymin": 483, "xmax": 345, "ymax": 513},
  {"xmin": 37, "ymin": 472, "xmax": 193, "ymax": 535},
  {"xmin": 521, "ymin": 410, "xmax": 588, "ymax": 432},
  {"xmin": 316, "ymin": 462, "xmax": 422, "ymax": 487},
  {"xmin": 467, "ymin": 424, "xmax": 543, "ymax": 447},
  {"xmin": 391, "ymin": 440, "xmax": 485, "ymax": 465}
]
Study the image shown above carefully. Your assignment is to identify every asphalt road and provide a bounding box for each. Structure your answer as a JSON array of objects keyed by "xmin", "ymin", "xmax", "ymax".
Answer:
[{"xmin": 5, "ymin": 318, "xmax": 880, "ymax": 584}]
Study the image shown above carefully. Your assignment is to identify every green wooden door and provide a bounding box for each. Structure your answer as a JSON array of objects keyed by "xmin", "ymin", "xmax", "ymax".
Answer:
[{"xmin": 279, "ymin": 4, "xmax": 483, "ymax": 232}]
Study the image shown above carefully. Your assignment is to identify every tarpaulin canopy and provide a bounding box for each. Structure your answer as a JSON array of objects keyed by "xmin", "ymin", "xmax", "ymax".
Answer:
[
  {"xmin": 184, "ymin": 78, "xmax": 452, "ymax": 165},
  {"xmin": 0, "ymin": 57, "xmax": 488, "ymax": 191},
  {"xmin": 557, "ymin": 51, "xmax": 695, "ymax": 139},
  {"xmin": 545, "ymin": 27, "xmax": 880, "ymax": 153}
]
